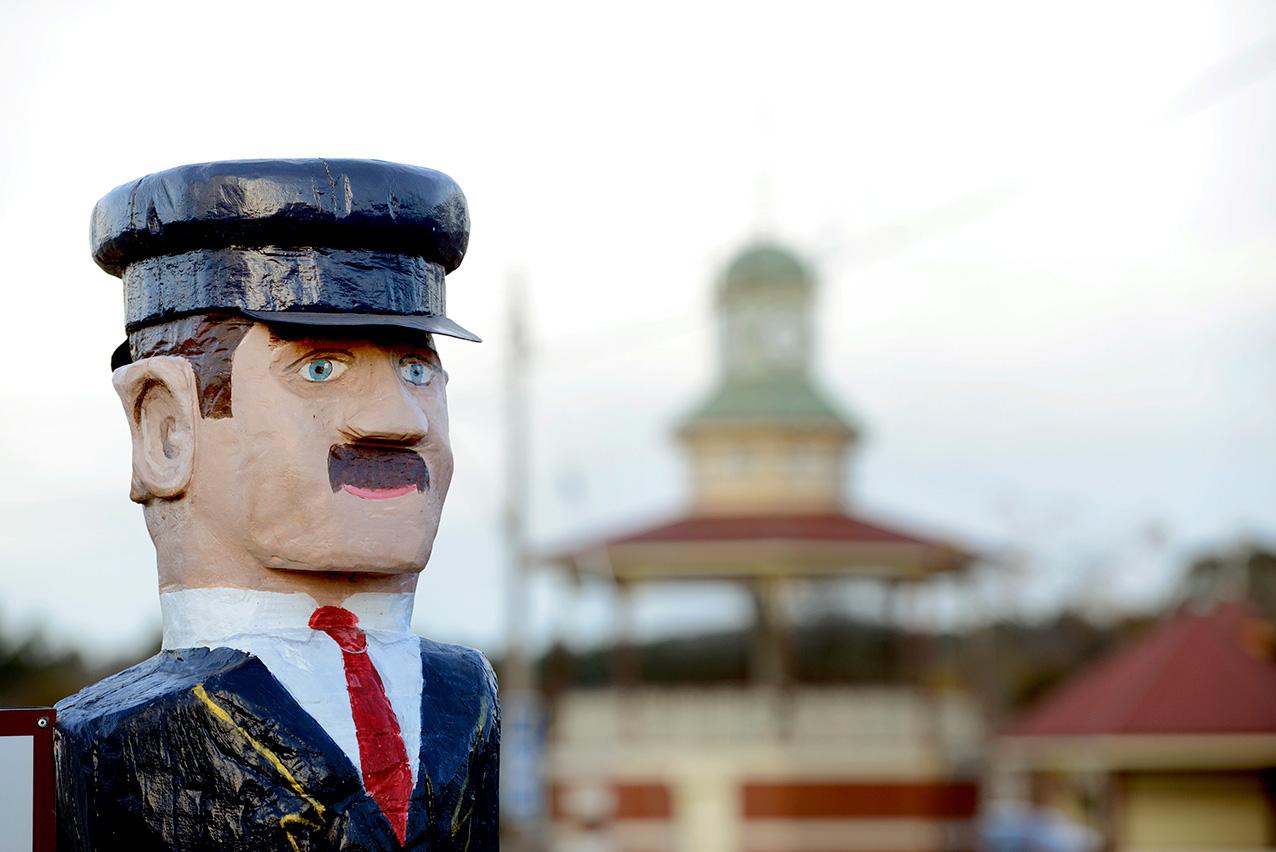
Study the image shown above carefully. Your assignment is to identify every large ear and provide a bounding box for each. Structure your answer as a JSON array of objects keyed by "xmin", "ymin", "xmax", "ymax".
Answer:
[{"xmin": 112, "ymin": 356, "xmax": 200, "ymax": 503}]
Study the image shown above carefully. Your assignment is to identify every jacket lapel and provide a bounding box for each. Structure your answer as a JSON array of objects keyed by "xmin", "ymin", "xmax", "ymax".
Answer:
[
  {"xmin": 408, "ymin": 638, "xmax": 498, "ymax": 850},
  {"xmin": 196, "ymin": 653, "xmax": 402, "ymax": 850}
]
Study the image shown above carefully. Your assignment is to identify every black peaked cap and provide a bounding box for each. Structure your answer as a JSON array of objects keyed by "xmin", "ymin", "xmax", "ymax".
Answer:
[{"xmin": 92, "ymin": 158, "xmax": 478, "ymax": 344}]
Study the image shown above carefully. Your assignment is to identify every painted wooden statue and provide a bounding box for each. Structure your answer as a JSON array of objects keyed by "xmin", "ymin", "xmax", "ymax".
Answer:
[{"xmin": 54, "ymin": 160, "xmax": 499, "ymax": 851}]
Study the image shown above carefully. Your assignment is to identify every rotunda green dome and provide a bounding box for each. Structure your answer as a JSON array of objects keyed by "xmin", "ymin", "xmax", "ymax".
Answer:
[{"xmin": 722, "ymin": 242, "xmax": 811, "ymax": 299}]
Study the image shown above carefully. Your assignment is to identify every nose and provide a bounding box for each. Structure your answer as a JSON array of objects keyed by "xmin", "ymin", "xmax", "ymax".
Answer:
[{"xmin": 338, "ymin": 364, "xmax": 429, "ymax": 445}]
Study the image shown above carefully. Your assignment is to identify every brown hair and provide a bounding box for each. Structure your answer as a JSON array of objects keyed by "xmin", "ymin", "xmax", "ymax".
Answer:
[{"xmin": 127, "ymin": 314, "xmax": 254, "ymax": 419}]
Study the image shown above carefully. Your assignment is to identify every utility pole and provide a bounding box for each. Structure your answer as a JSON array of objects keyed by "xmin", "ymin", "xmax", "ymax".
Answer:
[
  {"xmin": 500, "ymin": 272, "xmax": 544, "ymax": 851},
  {"xmin": 504, "ymin": 275, "xmax": 530, "ymax": 692}
]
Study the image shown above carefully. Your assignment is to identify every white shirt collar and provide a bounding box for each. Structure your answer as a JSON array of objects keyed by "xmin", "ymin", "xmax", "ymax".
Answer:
[{"xmin": 160, "ymin": 587, "xmax": 415, "ymax": 650}]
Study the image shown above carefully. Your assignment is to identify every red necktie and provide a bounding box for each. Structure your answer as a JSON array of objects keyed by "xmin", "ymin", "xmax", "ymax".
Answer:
[{"xmin": 309, "ymin": 605, "xmax": 412, "ymax": 846}]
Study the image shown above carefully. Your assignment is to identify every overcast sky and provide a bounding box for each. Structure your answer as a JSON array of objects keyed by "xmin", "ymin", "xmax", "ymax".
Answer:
[{"xmin": 2, "ymin": 0, "xmax": 1275, "ymax": 663}]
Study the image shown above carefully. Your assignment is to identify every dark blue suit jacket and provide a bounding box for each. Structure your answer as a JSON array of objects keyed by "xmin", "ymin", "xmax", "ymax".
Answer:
[{"xmin": 55, "ymin": 639, "xmax": 500, "ymax": 851}]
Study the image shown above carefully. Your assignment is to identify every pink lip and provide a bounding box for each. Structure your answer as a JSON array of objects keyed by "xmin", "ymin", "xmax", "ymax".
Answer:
[{"xmin": 340, "ymin": 484, "xmax": 417, "ymax": 500}]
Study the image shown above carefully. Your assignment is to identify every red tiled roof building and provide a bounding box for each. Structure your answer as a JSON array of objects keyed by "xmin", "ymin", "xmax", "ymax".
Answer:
[{"xmin": 1000, "ymin": 602, "xmax": 1276, "ymax": 849}]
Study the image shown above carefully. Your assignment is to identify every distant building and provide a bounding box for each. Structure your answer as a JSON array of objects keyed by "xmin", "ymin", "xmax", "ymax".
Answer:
[
  {"xmin": 998, "ymin": 601, "xmax": 1276, "ymax": 849},
  {"xmin": 545, "ymin": 242, "xmax": 981, "ymax": 852}
]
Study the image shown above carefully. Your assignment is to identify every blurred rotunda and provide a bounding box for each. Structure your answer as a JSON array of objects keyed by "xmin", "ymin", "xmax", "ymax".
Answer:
[{"xmin": 543, "ymin": 242, "xmax": 983, "ymax": 852}]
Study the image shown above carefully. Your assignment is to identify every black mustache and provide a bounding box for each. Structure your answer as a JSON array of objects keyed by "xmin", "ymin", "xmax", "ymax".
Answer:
[{"xmin": 328, "ymin": 444, "xmax": 429, "ymax": 493}]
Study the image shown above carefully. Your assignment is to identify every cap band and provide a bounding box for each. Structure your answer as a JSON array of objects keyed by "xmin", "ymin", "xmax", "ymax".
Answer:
[{"xmin": 123, "ymin": 246, "xmax": 445, "ymax": 331}]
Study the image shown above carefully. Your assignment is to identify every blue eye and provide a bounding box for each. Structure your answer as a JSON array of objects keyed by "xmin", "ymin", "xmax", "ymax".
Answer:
[
  {"xmin": 300, "ymin": 358, "xmax": 347, "ymax": 383},
  {"xmin": 399, "ymin": 357, "xmax": 434, "ymax": 386}
]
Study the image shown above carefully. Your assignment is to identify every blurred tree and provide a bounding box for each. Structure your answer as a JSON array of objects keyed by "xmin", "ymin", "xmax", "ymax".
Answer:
[
  {"xmin": 0, "ymin": 625, "xmax": 158, "ymax": 708},
  {"xmin": 1179, "ymin": 543, "xmax": 1276, "ymax": 618}
]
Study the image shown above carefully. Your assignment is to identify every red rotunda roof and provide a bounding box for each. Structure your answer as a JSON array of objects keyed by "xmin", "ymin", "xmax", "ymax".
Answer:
[{"xmin": 545, "ymin": 510, "xmax": 972, "ymax": 581}]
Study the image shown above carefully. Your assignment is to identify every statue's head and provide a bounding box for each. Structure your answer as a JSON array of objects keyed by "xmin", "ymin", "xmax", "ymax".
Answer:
[{"xmin": 92, "ymin": 160, "xmax": 478, "ymax": 595}]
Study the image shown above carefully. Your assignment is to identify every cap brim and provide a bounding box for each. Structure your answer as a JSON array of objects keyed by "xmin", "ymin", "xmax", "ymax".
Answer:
[
  {"xmin": 242, "ymin": 310, "xmax": 482, "ymax": 343},
  {"xmin": 111, "ymin": 340, "xmax": 133, "ymax": 371}
]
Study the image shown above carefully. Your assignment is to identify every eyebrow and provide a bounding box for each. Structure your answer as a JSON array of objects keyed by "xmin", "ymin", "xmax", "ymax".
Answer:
[{"xmin": 265, "ymin": 325, "xmax": 436, "ymax": 352}]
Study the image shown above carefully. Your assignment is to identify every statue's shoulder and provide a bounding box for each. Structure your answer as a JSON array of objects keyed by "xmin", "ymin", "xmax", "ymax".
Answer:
[
  {"xmin": 418, "ymin": 637, "xmax": 497, "ymax": 683},
  {"xmin": 417, "ymin": 637, "xmax": 499, "ymax": 726},
  {"xmin": 55, "ymin": 646, "xmax": 253, "ymax": 735}
]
